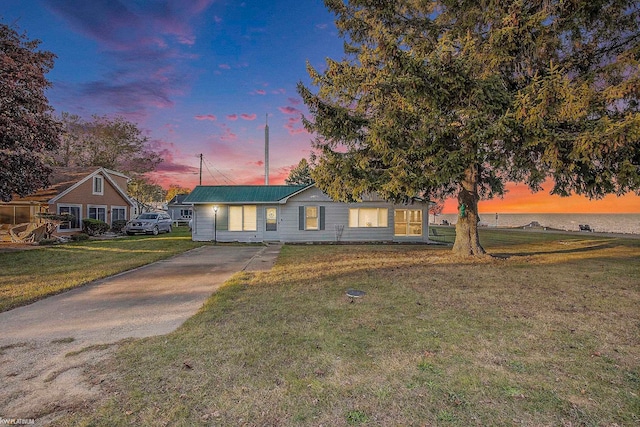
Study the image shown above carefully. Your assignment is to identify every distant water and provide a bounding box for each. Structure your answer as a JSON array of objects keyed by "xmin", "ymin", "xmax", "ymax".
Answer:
[{"xmin": 436, "ymin": 213, "xmax": 640, "ymax": 235}]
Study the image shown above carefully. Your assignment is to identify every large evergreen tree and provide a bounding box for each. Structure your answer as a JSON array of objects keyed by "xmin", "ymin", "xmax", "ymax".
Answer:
[
  {"xmin": 298, "ymin": 0, "xmax": 640, "ymax": 256},
  {"xmin": 0, "ymin": 22, "xmax": 61, "ymax": 202},
  {"xmin": 285, "ymin": 158, "xmax": 314, "ymax": 185}
]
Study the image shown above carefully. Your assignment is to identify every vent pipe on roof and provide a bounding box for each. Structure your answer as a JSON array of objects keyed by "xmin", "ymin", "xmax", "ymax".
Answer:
[{"xmin": 265, "ymin": 114, "xmax": 269, "ymax": 185}]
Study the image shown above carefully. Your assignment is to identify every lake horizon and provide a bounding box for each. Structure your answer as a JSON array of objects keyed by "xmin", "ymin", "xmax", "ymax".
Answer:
[{"xmin": 436, "ymin": 213, "xmax": 640, "ymax": 235}]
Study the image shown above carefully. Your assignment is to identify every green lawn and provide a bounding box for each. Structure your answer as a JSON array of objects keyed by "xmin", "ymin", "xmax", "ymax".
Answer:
[
  {"xmin": 0, "ymin": 227, "xmax": 208, "ymax": 312},
  {"xmin": 62, "ymin": 229, "xmax": 639, "ymax": 426}
]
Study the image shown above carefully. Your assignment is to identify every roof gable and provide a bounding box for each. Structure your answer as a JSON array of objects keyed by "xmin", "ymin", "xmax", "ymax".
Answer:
[
  {"xmin": 168, "ymin": 193, "xmax": 190, "ymax": 205},
  {"xmin": 48, "ymin": 167, "xmax": 133, "ymax": 206},
  {"xmin": 183, "ymin": 185, "xmax": 311, "ymax": 204}
]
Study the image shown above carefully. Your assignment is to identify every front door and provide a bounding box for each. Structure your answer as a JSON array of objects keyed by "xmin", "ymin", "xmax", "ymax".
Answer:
[{"xmin": 264, "ymin": 206, "xmax": 279, "ymax": 241}]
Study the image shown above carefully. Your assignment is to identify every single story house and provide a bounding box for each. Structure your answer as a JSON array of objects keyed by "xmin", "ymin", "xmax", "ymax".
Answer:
[
  {"xmin": 183, "ymin": 184, "xmax": 430, "ymax": 243},
  {"xmin": 0, "ymin": 167, "xmax": 135, "ymax": 237},
  {"xmin": 167, "ymin": 194, "xmax": 192, "ymax": 226}
]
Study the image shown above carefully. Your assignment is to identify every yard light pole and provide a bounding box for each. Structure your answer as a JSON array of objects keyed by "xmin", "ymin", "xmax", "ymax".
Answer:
[{"xmin": 213, "ymin": 205, "xmax": 218, "ymax": 244}]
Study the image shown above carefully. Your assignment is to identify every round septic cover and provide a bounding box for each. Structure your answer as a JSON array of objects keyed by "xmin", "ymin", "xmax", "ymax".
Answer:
[{"xmin": 346, "ymin": 289, "xmax": 366, "ymax": 298}]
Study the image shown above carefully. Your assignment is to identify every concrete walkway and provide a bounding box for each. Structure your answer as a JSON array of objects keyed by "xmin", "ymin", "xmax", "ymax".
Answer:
[{"xmin": 0, "ymin": 243, "xmax": 281, "ymax": 345}]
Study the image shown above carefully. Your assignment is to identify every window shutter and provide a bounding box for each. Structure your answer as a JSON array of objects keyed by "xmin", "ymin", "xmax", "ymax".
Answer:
[
  {"xmin": 319, "ymin": 206, "xmax": 325, "ymax": 230},
  {"xmin": 299, "ymin": 206, "xmax": 305, "ymax": 230}
]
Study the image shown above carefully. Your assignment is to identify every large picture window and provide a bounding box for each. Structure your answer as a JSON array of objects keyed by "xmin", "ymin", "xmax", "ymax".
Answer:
[
  {"xmin": 394, "ymin": 209, "xmax": 423, "ymax": 236},
  {"xmin": 229, "ymin": 205, "xmax": 257, "ymax": 231},
  {"xmin": 59, "ymin": 205, "xmax": 81, "ymax": 230},
  {"xmin": 348, "ymin": 208, "xmax": 388, "ymax": 228},
  {"xmin": 0, "ymin": 206, "xmax": 30, "ymax": 224}
]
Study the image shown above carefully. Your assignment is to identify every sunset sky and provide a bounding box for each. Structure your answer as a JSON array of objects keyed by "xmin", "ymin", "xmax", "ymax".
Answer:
[{"xmin": 2, "ymin": 0, "xmax": 638, "ymax": 213}]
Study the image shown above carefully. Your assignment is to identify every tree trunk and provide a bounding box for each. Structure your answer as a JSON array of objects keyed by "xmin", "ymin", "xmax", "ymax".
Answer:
[{"xmin": 452, "ymin": 164, "xmax": 486, "ymax": 257}]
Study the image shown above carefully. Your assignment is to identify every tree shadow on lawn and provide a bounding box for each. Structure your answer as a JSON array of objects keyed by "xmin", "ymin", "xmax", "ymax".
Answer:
[{"xmin": 489, "ymin": 239, "xmax": 626, "ymax": 259}]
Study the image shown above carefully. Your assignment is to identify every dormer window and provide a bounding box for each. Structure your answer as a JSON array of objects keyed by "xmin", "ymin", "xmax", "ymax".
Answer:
[{"xmin": 93, "ymin": 176, "xmax": 104, "ymax": 195}]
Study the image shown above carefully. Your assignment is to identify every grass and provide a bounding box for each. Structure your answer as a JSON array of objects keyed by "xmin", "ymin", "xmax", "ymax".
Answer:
[
  {"xmin": 0, "ymin": 226, "xmax": 208, "ymax": 312},
  {"xmin": 61, "ymin": 229, "xmax": 639, "ymax": 426}
]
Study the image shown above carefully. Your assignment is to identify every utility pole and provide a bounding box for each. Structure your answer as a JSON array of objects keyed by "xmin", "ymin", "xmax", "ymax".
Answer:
[{"xmin": 199, "ymin": 153, "xmax": 203, "ymax": 185}]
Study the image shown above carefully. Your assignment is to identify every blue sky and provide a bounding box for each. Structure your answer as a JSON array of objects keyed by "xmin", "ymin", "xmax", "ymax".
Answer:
[
  {"xmin": 2, "ymin": 0, "xmax": 343, "ymax": 187},
  {"xmin": 3, "ymin": 0, "xmax": 639, "ymax": 213}
]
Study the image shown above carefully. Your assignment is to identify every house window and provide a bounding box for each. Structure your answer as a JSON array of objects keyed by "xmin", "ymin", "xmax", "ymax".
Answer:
[
  {"xmin": 0, "ymin": 206, "xmax": 30, "ymax": 224},
  {"xmin": 394, "ymin": 209, "xmax": 423, "ymax": 236},
  {"xmin": 88, "ymin": 205, "xmax": 107, "ymax": 222},
  {"xmin": 305, "ymin": 206, "xmax": 318, "ymax": 230},
  {"xmin": 228, "ymin": 205, "xmax": 257, "ymax": 231},
  {"xmin": 112, "ymin": 207, "xmax": 126, "ymax": 222},
  {"xmin": 0, "ymin": 206, "xmax": 11, "ymax": 224},
  {"xmin": 299, "ymin": 206, "xmax": 325, "ymax": 231},
  {"xmin": 59, "ymin": 205, "xmax": 81, "ymax": 230},
  {"xmin": 180, "ymin": 209, "xmax": 192, "ymax": 218},
  {"xmin": 348, "ymin": 208, "xmax": 388, "ymax": 228},
  {"xmin": 93, "ymin": 176, "xmax": 104, "ymax": 195}
]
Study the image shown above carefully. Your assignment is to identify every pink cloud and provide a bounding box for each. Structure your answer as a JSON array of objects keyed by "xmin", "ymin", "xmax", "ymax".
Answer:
[
  {"xmin": 194, "ymin": 114, "xmax": 216, "ymax": 121},
  {"xmin": 162, "ymin": 123, "xmax": 176, "ymax": 134},
  {"xmin": 154, "ymin": 161, "xmax": 199, "ymax": 174},
  {"xmin": 218, "ymin": 63, "xmax": 231, "ymax": 70},
  {"xmin": 279, "ymin": 106, "xmax": 300, "ymax": 115},
  {"xmin": 272, "ymin": 88, "xmax": 286, "ymax": 95},
  {"xmin": 227, "ymin": 114, "xmax": 238, "ymax": 121},
  {"xmin": 241, "ymin": 113, "xmax": 257, "ymax": 121},
  {"xmin": 287, "ymin": 97, "xmax": 301, "ymax": 105},
  {"xmin": 284, "ymin": 116, "xmax": 308, "ymax": 135},
  {"xmin": 253, "ymin": 160, "xmax": 264, "ymax": 166},
  {"xmin": 218, "ymin": 125, "xmax": 237, "ymax": 141},
  {"xmin": 254, "ymin": 89, "xmax": 266, "ymax": 95},
  {"xmin": 176, "ymin": 35, "xmax": 196, "ymax": 45}
]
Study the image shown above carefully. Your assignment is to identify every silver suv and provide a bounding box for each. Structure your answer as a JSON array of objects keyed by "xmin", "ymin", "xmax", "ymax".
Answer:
[{"xmin": 124, "ymin": 213, "xmax": 172, "ymax": 235}]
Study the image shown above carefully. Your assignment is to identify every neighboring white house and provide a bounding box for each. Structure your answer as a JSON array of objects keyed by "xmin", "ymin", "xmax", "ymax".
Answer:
[
  {"xmin": 167, "ymin": 194, "xmax": 192, "ymax": 226},
  {"xmin": 183, "ymin": 184, "xmax": 430, "ymax": 243}
]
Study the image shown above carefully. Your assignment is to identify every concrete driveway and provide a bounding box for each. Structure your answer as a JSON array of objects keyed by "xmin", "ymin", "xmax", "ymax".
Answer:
[
  {"xmin": 0, "ymin": 244, "xmax": 279, "ymax": 345},
  {"xmin": 0, "ymin": 244, "xmax": 281, "ymax": 422}
]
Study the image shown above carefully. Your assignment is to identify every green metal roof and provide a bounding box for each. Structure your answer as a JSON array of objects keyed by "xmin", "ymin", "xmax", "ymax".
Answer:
[{"xmin": 182, "ymin": 185, "xmax": 310, "ymax": 204}]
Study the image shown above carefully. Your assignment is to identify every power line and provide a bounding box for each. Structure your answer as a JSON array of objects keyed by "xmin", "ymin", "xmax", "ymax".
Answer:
[{"xmin": 202, "ymin": 155, "xmax": 236, "ymax": 185}]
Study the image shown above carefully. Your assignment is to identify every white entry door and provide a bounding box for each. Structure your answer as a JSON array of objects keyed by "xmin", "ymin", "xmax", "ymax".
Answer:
[{"xmin": 264, "ymin": 207, "xmax": 279, "ymax": 241}]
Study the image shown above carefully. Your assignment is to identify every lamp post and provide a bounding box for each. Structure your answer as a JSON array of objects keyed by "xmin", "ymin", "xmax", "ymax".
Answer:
[{"xmin": 213, "ymin": 205, "xmax": 218, "ymax": 244}]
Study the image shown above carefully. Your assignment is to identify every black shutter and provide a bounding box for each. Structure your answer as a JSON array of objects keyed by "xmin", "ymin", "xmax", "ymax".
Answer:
[
  {"xmin": 319, "ymin": 206, "xmax": 325, "ymax": 230},
  {"xmin": 299, "ymin": 206, "xmax": 305, "ymax": 230}
]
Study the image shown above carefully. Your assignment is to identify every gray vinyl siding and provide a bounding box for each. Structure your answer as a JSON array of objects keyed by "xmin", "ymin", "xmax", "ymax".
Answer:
[
  {"xmin": 191, "ymin": 204, "xmax": 263, "ymax": 242},
  {"xmin": 279, "ymin": 187, "xmax": 429, "ymax": 243},
  {"xmin": 189, "ymin": 187, "xmax": 429, "ymax": 243},
  {"xmin": 191, "ymin": 205, "xmax": 212, "ymax": 241}
]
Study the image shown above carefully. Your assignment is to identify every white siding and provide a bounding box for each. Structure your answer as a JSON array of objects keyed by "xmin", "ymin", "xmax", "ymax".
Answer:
[
  {"xmin": 190, "ymin": 187, "xmax": 429, "ymax": 243},
  {"xmin": 192, "ymin": 204, "xmax": 264, "ymax": 242}
]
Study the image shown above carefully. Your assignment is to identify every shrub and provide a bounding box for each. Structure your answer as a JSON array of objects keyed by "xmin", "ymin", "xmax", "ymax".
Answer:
[
  {"xmin": 111, "ymin": 219, "xmax": 127, "ymax": 233},
  {"xmin": 39, "ymin": 238, "xmax": 58, "ymax": 246},
  {"xmin": 82, "ymin": 218, "xmax": 109, "ymax": 236},
  {"xmin": 71, "ymin": 233, "xmax": 90, "ymax": 241}
]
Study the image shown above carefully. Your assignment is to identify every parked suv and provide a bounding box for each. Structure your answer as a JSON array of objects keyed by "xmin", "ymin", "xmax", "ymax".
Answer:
[{"xmin": 124, "ymin": 213, "xmax": 172, "ymax": 235}]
